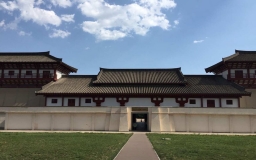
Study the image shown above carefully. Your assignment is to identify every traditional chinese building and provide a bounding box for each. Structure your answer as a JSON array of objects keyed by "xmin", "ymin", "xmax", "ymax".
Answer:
[
  {"xmin": 0, "ymin": 50, "xmax": 255, "ymax": 133},
  {"xmin": 0, "ymin": 51, "xmax": 77, "ymax": 106},
  {"xmin": 206, "ymin": 50, "xmax": 256, "ymax": 108}
]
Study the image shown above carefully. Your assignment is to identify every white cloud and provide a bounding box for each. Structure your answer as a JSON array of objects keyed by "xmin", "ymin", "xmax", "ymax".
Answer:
[
  {"xmin": 174, "ymin": 20, "xmax": 179, "ymax": 25},
  {"xmin": 78, "ymin": 0, "xmax": 177, "ymax": 40},
  {"xmin": 0, "ymin": 1, "xmax": 18, "ymax": 11},
  {"xmin": 0, "ymin": 20, "xmax": 5, "ymax": 27},
  {"xmin": 0, "ymin": 0, "xmax": 62, "ymax": 27},
  {"xmin": 61, "ymin": 14, "xmax": 75, "ymax": 22},
  {"xmin": 49, "ymin": 29, "xmax": 70, "ymax": 38},
  {"xmin": 50, "ymin": 0, "xmax": 72, "ymax": 8},
  {"xmin": 18, "ymin": 31, "xmax": 31, "ymax": 36},
  {"xmin": 193, "ymin": 40, "xmax": 204, "ymax": 44}
]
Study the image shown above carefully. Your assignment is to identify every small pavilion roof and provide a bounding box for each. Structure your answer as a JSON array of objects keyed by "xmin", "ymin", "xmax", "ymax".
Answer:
[
  {"xmin": 0, "ymin": 51, "xmax": 77, "ymax": 73},
  {"xmin": 205, "ymin": 50, "xmax": 256, "ymax": 74}
]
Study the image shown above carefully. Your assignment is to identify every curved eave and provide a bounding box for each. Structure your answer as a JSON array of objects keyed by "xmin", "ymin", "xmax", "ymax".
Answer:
[
  {"xmin": 205, "ymin": 61, "xmax": 225, "ymax": 74},
  {"xmin": 59, "ymin": 62, "xmax": 77, "ymax": 73}
]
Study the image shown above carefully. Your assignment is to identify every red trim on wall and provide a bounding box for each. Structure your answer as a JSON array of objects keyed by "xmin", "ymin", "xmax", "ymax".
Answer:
[
  {"xmin": 228, "ymin": 68, "xmax": 231, "ymax": 79},
  {"xmin": 219, "ymin": 98, "xmax": 222, "ymax": 107},
  {"xmin": 54, "ymin": 68, "xmax": 57, "ymax": 81},
  {"xmin": 92, "ymin": 97, "xmax": 105, "ymax": 106},
  {"xmin": 19, "ymin": 68, "xmax": 21, "ymax": 78},
  {"xmin": 175, "ymin": 97, "xmax": 188, "ymax": 107},
  {"xmin": 116, "ymin": 97, "xmax": 129, "ymax": 106},
  {"xmin": 62, "ymin": 96, "xmax": 64, "ymax": 106},
  {"xmin": 1, "ymin": 68, "xmax": 3, "ymax": 78},
  {"xmin": 151, "ymin": 97, "xmax": 163, "ymax": 107},
  {"xmin": 201, "ymin": 97, "xmax": 203, "ymax": 107},
  {"xmin": 238, "ymin": 97, "xmax": 240, "ymax": 108},
  {"xmin": 79, "ymin": 97, "xmax": 81, "ymax": 106}
]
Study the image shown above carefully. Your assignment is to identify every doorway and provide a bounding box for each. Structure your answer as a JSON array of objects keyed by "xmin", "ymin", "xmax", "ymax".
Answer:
[{"xmin": 132, "ymin": 113, "xmax": 148, "ymax": 131}]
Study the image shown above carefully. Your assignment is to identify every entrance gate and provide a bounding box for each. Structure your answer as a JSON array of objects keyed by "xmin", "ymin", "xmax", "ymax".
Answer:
[{"xmin": 131, "ymin": 113, "xmax": 148, "ymax": 131}]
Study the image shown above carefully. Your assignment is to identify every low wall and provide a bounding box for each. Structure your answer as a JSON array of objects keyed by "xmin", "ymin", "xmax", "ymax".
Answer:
[
  {"xmin": 0, "ymin": 107, "xmax": 255, "ymax": 133},
  {"xmin": 151, "ymin": 108, "xmax": 256, "ymax": 133}
]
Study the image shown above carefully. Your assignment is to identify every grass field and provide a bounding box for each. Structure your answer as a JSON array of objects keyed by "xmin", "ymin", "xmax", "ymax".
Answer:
[
  {"xmin": 147, "ymin": 134, "xmax": 256, "ymax": 160},
  {"xmin": 0, "ymin": 132, "xmax": 131, "ymax": 160}
]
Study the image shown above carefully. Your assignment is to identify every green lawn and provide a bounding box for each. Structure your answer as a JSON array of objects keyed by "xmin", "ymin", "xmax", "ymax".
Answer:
[
  {"xmin": 147, "ymin": 134, "xmax": 256, "ymax": 160},
  {"xmin": 0, "ymin": 132, "xmax": 131, "ymax": 160}
]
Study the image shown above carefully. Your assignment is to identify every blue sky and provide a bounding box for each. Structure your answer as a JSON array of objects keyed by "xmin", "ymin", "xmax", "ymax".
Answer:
[{"xmin": 0, "ymin": 0, "xmax": 256, "ymax": 75}]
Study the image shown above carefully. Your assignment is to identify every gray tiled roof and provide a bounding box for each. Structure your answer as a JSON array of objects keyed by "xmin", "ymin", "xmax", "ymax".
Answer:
[
  {"xmin": 0, "ymin": 52, "xmax": 59, "ymax": 62},
  {"xmin": 227, "ymin": 50, "xmax": 256, "ymax": 61},
  {"xmin": 93, "ymin": 68, "xmax": 186, "ymax": 84},
  {"xmin": 205, "ymin": 50, "xmax": 256, "ymax": 73},
  {"xmin": 0, "ymin": 51, "xmax": 77, "ymax": 72},
  {"xmin": 36, "ymin": 75, "xmax": 250, "ymax": 96}
]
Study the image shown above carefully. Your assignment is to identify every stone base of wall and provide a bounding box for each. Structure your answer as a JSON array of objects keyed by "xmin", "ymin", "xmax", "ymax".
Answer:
[{"xmin": 0, "ymin": 107, "xmax": 255, "ymax": 133}]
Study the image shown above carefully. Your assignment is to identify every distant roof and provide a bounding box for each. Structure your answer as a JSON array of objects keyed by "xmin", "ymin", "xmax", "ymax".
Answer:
[
  {"xmin": 0, "ymin": 51, "xmax": 77, "ymax": 73},
  {"xmin": 205, "ymin": 50, "xmax": 256, "ymax": 74},
  {"xmin": 93, "ymin": 68, "xmax": 186, "ymax": 84},
  {"xmin": 36, "ymin": 74, "xmax": 250, "ymax": 96}
]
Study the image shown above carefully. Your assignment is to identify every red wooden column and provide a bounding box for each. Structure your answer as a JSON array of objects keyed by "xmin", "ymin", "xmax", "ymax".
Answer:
[
  {"xmin": 1, "ymin": 68, "xmax": 4, "ymax": 78},
  {"xmin": 228, "ymin": 68, "xmax": 231, "ymax": 79},
  {"xmin": 54, "ymin": 68, "xmax": 57, "ymax": 81},
  {"xmin": 36, "ymin": 67, "xmax": 39, "ymax": 79}
]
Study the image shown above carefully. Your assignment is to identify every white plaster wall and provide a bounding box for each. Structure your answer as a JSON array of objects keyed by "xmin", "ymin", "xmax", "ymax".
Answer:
[
  {"xmin": 161, "ymin": 98, "xmax": 179, "ymax": 107},
  {"xmin": 80, "ymin": 97, "xmax": 96, "ymax": 106},
  {"xmin": 102, "ymin": 98, "xmax": 120, "ymax": 106},
  {"xmin": 63, "ymin": 97, "xmax": 79, "ymax": 106},
  {"xmin": 203, "ymin": 98, "xmax": 220, "ymax": 107},
  {"xmin": 46, "ymin": 97, "xmax": 62, "ymax": 106},
  {"xmin": 221, "ymin": 98, "xmax": 238, "ymax": 107},
  {"xmin": 218, "ymin": 70, "xmax": 228, "ymax": 79},
  {"xmin": 34, "ymin": 114, "xmax": 52, "ymax": 130},
  {"xmin": 53, "ymin": 114, "xmax": 70, "ymax": 130},
  {"xmin": 56, "ymin": 71, "xmax": 64, "ymax": 79},
  {"xmin": 126, "ymin": 98, "xmax": 154, "ymax": 107},
  {"xmin": 185, "ymin": 98, "xmax": 201, "ymax": 107},
  {"xmin": 20, "ymin": 69, "xmax": 37, "ymax": 78}
]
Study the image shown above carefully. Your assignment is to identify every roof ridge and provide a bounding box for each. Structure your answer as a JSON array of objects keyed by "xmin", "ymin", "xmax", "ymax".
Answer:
[
  {"xmin": 0, "ymin": 51, "xmax": 50, "ymax": 55},
  {"xmin": 62, "ymin": 75, "xmax": 97, "ymax": 78},
  {"xmin": 99, "ymin": 67, "xmax": 182, "ymax": 71}
]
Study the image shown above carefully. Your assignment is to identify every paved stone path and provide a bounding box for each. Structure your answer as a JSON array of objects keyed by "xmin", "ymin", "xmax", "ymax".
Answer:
[{"xmin": 115, "ymin": 133, "xmax": 159, "ymax": 160}]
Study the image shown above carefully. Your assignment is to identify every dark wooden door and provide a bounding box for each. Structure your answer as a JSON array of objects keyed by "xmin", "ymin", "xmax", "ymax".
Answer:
[
  {"xmin": 235, "ymin": 70, "xmax": 243, "ymax": 78},
  {"xmin": 68, "ymin": 99, "xmax": 75, "ymax": 106},
  {"xmin": 207, "ymin": 100, "xmax": 215, "ymax": 107}
]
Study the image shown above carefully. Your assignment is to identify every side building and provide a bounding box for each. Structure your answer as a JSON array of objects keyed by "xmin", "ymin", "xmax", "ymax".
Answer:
[
  {"xmin": 205, "ymin": 50, "xmax": 256, "ymax": 108},
  {"xmin": 0, "ymin": 51, "xmax": 77, "ymax": 106}
]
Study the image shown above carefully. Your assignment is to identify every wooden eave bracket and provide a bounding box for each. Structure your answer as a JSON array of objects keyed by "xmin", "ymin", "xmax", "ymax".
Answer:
[
  {"xmin": 151, "ymin": 97, "xmax": 164, "ymax": 107},
  {"xmin": 175, "ymin": 97, "xmax": 189, "ymax": 107},
  {"xmin": 92, "ymin": 97, "xmax": 105, "ymax": 106},
  {"xmin": 116, "ymin": 97, "xmax": 129, "ymax": 106}
]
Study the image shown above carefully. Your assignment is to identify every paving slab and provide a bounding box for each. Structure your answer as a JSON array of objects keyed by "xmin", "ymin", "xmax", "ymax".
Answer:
[{"xmin": 115, "ymin": 133, "xmax": 159, "ymax": 160}]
